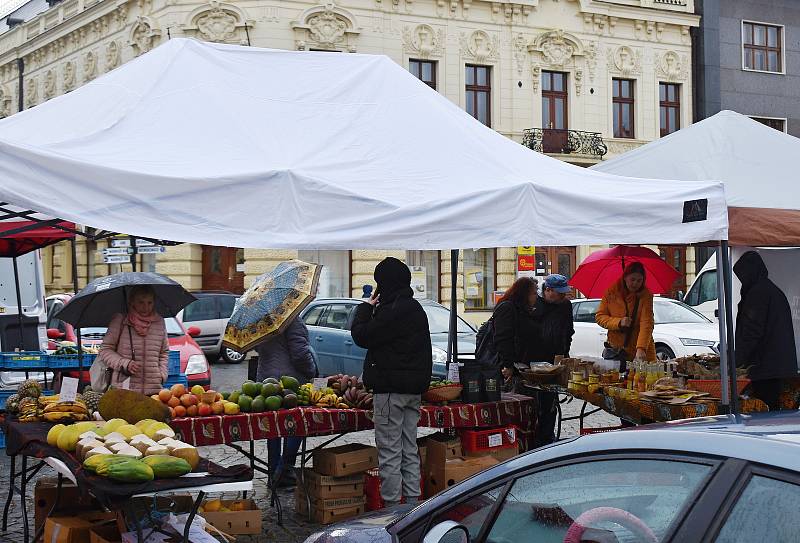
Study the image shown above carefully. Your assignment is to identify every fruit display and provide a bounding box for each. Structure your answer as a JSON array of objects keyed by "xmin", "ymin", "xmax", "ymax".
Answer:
[
  {"xmin": 98, "ymin": 388, "xmax": 171, "ymax": 423},
  {"xmin": 199, "ymin": 499, "xmax": 251, "ymax": 513},
  {"xmin": 15, "ymin": 391, "xmax": 90, "ymax": 423},
  {"xmin": 53, "ymin": 341, "xmax": 99, "ymax": 355},
  {"xmin": 328, "ymin": 374, "xmax": 373, "ymax": 410},
  {"xmin": 219, "ymin": 377, "xmax": 303, "ymax": 413},
  {"xmin": 81, "ymin": 387, "xmax": 103, "ymax": 417},
  {"xmin": 153, "ymin": 383, "xmax": 238, "ymax": 418}
]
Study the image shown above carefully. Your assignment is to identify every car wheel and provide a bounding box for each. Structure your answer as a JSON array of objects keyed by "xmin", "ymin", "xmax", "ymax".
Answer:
[
  {"xmin": 655, "ymin": 344, "xmax": 675, "ymax": 361},
  {"xmin": 221, "ymin": 347, "xmax": 246, "ymax": 364}
]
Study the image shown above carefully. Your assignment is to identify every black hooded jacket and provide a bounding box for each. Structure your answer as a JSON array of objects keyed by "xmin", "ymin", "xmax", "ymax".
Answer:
[
  {"xmin": 733, "ymin": 251, "xmax": 798, "ymax": 381},
  {"xmin": 351, "ymin": 257, "xmax": 433, "ymax": 394}
]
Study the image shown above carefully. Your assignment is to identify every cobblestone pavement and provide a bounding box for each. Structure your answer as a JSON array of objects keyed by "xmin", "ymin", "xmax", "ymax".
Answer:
[{"xmin": 0, "ymin": 359, "xmax": 620, "ymax": 543}]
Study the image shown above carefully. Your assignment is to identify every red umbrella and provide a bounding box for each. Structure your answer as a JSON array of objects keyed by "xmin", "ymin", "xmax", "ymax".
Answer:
[{"xmin": 569, "ymin": 245, "xmax": 680, "ymax": 298}]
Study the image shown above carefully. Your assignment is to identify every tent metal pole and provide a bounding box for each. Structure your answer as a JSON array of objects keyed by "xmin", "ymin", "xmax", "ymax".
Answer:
[
  {"xmin": 71, "ymin": 238, "xmax": 84, "ymax": 384},
  {"xmin": 721, "ymin": 241, "xmax": 740, "ymax": 415},
  {"xmin": 11, "ymin": 242, "xmax": 25, "ymax": 351},
  {"xmin": 446, "ymin": 249, "xmax": 459, "ymax": 373},
  {"xmin": 715, "ymin": 244, "xmax": 731, "ymax": 413}
]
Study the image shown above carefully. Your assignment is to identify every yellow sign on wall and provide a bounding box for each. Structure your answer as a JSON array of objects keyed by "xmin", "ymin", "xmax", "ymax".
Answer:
[{"xmin": 517, "ymin": 246, "xmax": 536, "ymax": 256}]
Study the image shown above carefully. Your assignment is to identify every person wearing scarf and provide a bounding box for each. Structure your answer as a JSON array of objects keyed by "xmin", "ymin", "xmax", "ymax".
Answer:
[
  {"xmin": 99, "ymin": 285, "xmax": 170, "ymax": 395},
  {"xmin": 351, "ymin": 257, "xmax": 432, "ymax": 507}
]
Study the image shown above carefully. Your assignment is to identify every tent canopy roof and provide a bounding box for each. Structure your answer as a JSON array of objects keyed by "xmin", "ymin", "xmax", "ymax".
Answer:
[
  {"xmin": 593, "ymin": 110, "xmax": 800, "ymax": 245},
  {"xmin": 0, "ymin": 39, "xmax": 727, "ymax": 249},
  {"xmin": 0, "ymin": 220, "xmax": 75, "ymax": 257}
]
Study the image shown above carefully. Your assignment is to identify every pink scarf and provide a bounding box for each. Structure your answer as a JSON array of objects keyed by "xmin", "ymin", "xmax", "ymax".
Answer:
[{"xmin": 127, "ymin": 308, "xmax": 159, "ymax": 336}]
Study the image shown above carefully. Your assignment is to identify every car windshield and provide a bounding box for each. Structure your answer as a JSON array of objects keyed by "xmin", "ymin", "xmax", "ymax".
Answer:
[
  {"xmin": 423, "ymin": 304, "xmax": 475, "ymax": 334},
  {"xmin": 654, "ymin": 301, "xmax": 710, "ymax": 324},
  {"xmin": 78, "ymin": 317, "xmax": 185, "ymax": 338}
]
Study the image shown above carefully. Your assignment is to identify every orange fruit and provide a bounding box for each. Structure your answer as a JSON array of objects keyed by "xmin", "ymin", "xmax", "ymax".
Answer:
[
  {"xmin": 198, "ymin": 403, "xmax": 213, "ymax": 417},
  {"xmin": 186, "ymin": 404, "xmax": 198, "ymax": 417},
  {"xmin": 180, "ymin": 393, "xmax": 198, "ymax": 407},
  {"xmin": 158, "ymin": 389, "xmax": 172, "ymax": 403},
  {"xmin": 211, "ymin": 401, "xmax": 224, "ymax": 415},
  {"xmin": 167, "ymin": 396, "xmax": 181, "ymax": 408},
  {"xmin": 170, "ymin": 384, "xmax": 186, "ymax": 398},
  {"xmin": 173, "ymin": 405, "xmax": 187, "ymax": 418}
]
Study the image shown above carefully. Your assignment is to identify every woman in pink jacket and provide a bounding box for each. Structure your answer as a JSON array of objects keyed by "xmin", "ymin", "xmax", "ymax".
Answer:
[{"xmin": 98, "ymin": 285, "xmax": 169, "ymax": 395}]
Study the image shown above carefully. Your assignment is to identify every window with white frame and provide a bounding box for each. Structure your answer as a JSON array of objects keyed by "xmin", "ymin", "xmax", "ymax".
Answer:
[
  {"xmin": 463, "ymin": 249, "xmax": 496, "ymax": 310},
  {"xmin": 742, "ymin": 21, "xmax": 783, "ymax": 73}
]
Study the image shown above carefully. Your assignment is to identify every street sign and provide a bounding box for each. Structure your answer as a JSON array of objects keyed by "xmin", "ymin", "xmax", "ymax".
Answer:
[
  {"xmin": 136, "ymin": 246, "xmax": 165, "ymax": 254},
  {"xmin": 111, "ymin": 239, "xmax": 131, "ymax": 248},
  {"xmin": 103, "ymin": 255, "xmax": 131, "ymax": 264},
  {"xmin": 102, "ymin": 247, "xmax": 132, "ymax": 256},
  {"xmin": 136, "ymin": 239, "xmax": 155, "ymax": 247}
]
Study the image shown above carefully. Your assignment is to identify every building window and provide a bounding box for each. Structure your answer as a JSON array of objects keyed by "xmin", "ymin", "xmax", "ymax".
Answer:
[
  {"xmin": 742, "ymin": 21, "xmax": 783, "ymax": 73},
  {"xmin": 542, "ymin": 71, "xmax": 568, "ymax": 130},
  {"xmin": 406, "ymin": 250, "xmax": 440, "ymax": 301},
  {"xmin": 751, "ymin": 116, "xmax": 786, "ymax": 132},
  {"xmin": 659, "ymin": 83, "xmax": 680, "ymax": 137},
  {"xmin": 463, "ymin": 249, "xmax": 496, "ymax": 310},
  {"xmin": 465, "ymin": 65, "xmax": 491, "ymax": 127},
  {"xmin": 410, "ymin": 59, "xmax": 436, "ymax": 90},
  {"xmin": 612, "ymin": 78, "xmax": 635, "ymax": 139},
  {"xmin": 297, "ymin": 250, "xmax": 351, "ymax": 298}
]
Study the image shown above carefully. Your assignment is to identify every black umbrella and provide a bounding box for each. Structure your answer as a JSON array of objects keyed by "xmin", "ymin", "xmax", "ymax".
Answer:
[{"xmin": 53, "ymin": 272, "xmax": 196, "ymax": 328}]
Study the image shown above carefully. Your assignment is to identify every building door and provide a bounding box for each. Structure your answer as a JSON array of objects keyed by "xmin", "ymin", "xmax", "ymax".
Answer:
[
  {"xmin": 202, "ymin": 246, "xmax": 244, "ymax": 294},
  {"xmin": 658, "ymin": 245, "xmax": 687, "ymax": 298},
  {"xmin": 542, "ymin": 71, "xmax": 568, "ymax": 153},
  {"xmin": 529, "ymin": 246, "xmax": 577, "ymax": 292}
]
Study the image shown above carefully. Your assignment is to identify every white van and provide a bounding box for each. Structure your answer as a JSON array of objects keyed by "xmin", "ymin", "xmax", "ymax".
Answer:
[
  {"xmin": 684, "ymin": 256, "xmax": 718, "ymax": 321},
  {"xmin": 0, "ymin": 250, "xmax": 51, "ymax": 390}
]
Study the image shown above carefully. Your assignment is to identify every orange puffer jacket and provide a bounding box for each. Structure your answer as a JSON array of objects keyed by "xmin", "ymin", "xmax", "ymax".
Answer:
[
  {"xmin": 98, "ymin": 312, "xmax": 169, "ymax": 395},
  {"xmin": 595, "ymin": 281, "xmax": 657, "ymax": 362}
]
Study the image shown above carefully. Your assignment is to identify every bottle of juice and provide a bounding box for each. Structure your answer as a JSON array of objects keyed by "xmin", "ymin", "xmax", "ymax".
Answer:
[
  {"xmin": 637, "ymin": 364, "xmax": 647, "ymax": 392},
  {"xmin": 627, "ymin": 364, "xmax": 636, "ymax": 390}
]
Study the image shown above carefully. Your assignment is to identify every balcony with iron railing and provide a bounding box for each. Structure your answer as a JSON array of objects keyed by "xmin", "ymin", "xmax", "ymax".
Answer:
[{"xmin": 521, "ymin": 128, "xmax": 608, "ymax": 161}]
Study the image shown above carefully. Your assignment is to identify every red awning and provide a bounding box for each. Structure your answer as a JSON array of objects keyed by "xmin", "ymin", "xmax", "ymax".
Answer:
[{"xmin": 0, "ymin": 220, "xmax": 76, "ymax": 257}]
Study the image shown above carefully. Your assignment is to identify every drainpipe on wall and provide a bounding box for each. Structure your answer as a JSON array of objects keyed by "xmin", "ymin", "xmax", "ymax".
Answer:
[{"xmin": 16, "ymin": 57, "xmax": 24, "ymax": 112}]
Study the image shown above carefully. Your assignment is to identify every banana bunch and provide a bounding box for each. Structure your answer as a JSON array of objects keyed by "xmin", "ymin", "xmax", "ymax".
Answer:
[
  {"xmin": 42, "ymin": 397, "xmax": 90, "ymax": 422},
  {"xmin": 18, "ymin": 397, "xmax": 41, "ymax": 422},
  {"xmin": 343, "ymin": 387, "xmax": 373, "ymax": 410},
  {"xmin": 327, "ymin": 373, "xmax": 373, "ymax": 410},
  {"xmin": 312, "ymin": 391, "xmax": 343, "ymax": 408}
]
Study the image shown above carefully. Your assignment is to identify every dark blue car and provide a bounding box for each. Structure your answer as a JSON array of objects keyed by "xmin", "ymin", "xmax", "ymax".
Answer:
[
  {"xmin": 304, "ymin": 411, "xmax": 800, "ymax": 543},
  {"xmin": 299, "ymin": 298, "xmax": 476, "ymax": 379}
]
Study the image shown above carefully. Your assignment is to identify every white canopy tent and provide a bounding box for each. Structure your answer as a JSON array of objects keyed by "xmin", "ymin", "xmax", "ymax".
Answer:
[
  {"xmin": 0, "ymin": 38, "xmax": 727, "ymax": 250},
  {"xmin": 593, "ymin": 110, "xmax": 800, "ymax": 246}
]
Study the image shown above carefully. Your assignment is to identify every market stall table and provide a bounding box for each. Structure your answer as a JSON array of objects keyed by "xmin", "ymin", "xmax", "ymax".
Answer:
[{"xmin": 1, "ymin": 419, "xmax": 254, "ymax": 543}]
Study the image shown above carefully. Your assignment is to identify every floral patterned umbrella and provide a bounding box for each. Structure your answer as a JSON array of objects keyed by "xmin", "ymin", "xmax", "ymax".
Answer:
[{"xmin": 222, "ymin": 260, "xmax": 321, "ymax": 352}]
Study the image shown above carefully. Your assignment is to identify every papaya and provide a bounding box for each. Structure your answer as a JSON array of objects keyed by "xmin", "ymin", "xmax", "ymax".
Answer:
[
  {"xmin": 96, "ymin": 457, "xmax": 154, "ymax": 482},
  {"xmin": 47, "ymin": 424, "xmax": 66, "ymax": 447},
  {"xmin": 142, "ymin": 455, "xmax": 192, "ymax": 478},
  {"xmin": 171, "ymin": 444, "xmax": 200, "ymax": 470},
  {"xmin": 84, "ymin": 454, "xmax": 129, "ymax": 473}
]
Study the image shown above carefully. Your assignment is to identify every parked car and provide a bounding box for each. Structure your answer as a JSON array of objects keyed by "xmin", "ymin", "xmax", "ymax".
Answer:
[
  {"xmin": 299, "ymin": 298, "xmax": 476, "ymax": 378},
  {"xmin": 304, "ymin": 411, "xmax": 800, "ymax": 543},
  {"xmin": 45, "ymin": 294, "xmax": 211, "ymax": 388},
  {"xmin": 571, "ymin": 297, "xmax": 719, "ymax": 361},
  {"xmin": 175, "ymin": 291, "xmax": 244, "ymax": 364}
]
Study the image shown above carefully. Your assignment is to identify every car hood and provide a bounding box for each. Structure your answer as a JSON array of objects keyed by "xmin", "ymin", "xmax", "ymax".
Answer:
[
  {"xmin": 655, "ymin": 322, "xmax": 718, "ymax": 341},
  {"xmin": 304, "ymin": 505, "xmax": 414, "ymax": 543}
]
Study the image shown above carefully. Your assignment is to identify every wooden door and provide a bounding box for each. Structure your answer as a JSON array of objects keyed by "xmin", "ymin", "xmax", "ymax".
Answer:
[
  {"xmin": 202, "ymin": 246, "xmax": 244, "ymax": 294},
  {"xmin": 658, "ymin": 245, "xmax": 687, "ymax": 298},
  {"xmin": 542, "ymin": 71, "xmax": 568, "ymax": 153}
]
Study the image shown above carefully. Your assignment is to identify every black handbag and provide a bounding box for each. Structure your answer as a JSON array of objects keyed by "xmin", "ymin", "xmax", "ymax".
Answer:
[{"xmin": 601, "ymin": 295, "xmax": 639, "ymax": 372}]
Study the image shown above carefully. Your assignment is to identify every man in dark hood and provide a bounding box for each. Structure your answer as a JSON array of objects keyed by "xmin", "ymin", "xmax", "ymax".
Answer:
[
  {"xmin": 734, "ymin": 251, "xmax": 798, "ymax": 410},
  {"xmin": 351, "ymin": 257, "xmax": 432, "ymax": 506}
]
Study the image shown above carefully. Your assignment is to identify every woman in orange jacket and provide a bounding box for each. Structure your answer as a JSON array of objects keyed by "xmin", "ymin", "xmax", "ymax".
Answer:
[{"xmin": 595, "ymin": 261, "xmax": 657, "ymax": 363}]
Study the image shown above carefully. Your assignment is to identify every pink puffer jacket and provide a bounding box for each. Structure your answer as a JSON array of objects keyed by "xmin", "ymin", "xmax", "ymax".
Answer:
[{"xmin": 98, "ymin": 312, "xmax": 169, "ymax": 395}]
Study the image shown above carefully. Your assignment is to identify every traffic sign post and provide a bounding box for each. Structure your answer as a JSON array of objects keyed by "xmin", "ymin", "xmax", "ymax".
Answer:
[
  {"xmin": 103, "ymin": 255, "xmax": 131, "ymax": 264},
  {"xmin": 99, "ymin": 237, "xmax": 165, "ymax": 270}
]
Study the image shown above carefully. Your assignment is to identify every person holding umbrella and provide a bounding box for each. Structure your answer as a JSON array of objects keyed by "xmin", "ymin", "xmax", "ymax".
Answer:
[
  {"xmin": 595, "ymin": 261, "xmax": 657, "ymax": 365},
  {"xmin": 97, "ymin": 285, "xmax": 170, "ymax": 395}
]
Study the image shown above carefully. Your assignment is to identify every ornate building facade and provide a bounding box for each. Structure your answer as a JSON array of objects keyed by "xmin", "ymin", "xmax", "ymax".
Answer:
[{"xmin": 0, "ymin": 0, "xmax": 699, "ymax": 321}]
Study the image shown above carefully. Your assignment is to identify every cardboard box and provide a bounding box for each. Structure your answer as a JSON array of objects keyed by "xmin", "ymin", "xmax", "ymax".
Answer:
[
  {"xmin": 35, "ymin": 477, "xmax": 100, "ymax": 532},
  {"xmin": 465, "ymin": 441, "xmax": 520, "ymax": 463},
  {"xmin": 90, "ymin": 524, "xmax": 122, "ymax": 543},
  {"xmin": 426, "ymin": 456, "xmax": 499, "ymax": 497},
  {"xmin": 44, "ymin": 512, "xmax": 117, "ymax": 543},
  {"xmin": 300, "ymin": 469, "xmax": 365, "ymax": 498},
  {"xmin": 295, "ymin": 486, "xmax": 366, "ymax": 510},
  {"xmin": 423, "ymin": 433, "xmax": 462, "ymax": 469},
  {"xmin": 295, "ymin": 496, "xmax": 364, "ymax": 525},
  {"xmin": 200, "ymin": 499, "xmax": 262, "ymax": 535},
  {"xmin": 312, "ymin": 444, "xmax": 378, "ymax": 477},
  {"xmin": 417, "ymin": 437, "xmax": 428, "ymax": 467}
]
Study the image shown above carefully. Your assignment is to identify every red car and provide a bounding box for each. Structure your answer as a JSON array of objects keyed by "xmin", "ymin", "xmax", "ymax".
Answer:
[{"xmin": 46, "ymin": 294, "xmax": 211, "ymax": 389}]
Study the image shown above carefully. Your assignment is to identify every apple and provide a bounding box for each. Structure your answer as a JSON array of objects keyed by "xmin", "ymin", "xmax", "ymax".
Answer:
[
  {"xmin": 173, "ymin": 405, "xmax": 187, "ymax": 418},
  {"xmin": 190, "ymin": 384, "xmax": 205, "ymax": 396},
  {"xmin": 180, "ymin": 393, "xmax": 198, "ymax": 407},
  {"xmin": 186, "ymin": 404, "xmax": 198, "ymax": 417},
  {"xmin": 211, "ymin": 401, "xmax": 224, "ymax": 415},
  {"xmin": 158, "ymin": 389, "xmax": 172, "ymax": 403},
  {"xmin": 167, "ymin": 396, "xmax": 181, "ymax": 408},
  {"xmin": 170, "ymin": 384, "xmax": 186, "ymax": 398},
  {"xmin": 198, "ymin": 403, "xmax": 213, "ymax": 417}
]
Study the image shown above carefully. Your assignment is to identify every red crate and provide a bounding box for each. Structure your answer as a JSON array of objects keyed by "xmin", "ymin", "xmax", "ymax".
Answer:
[
  {"xmin": 459, "ymin": 426, "xmax": 518, "ymax": 453},
  {"xmin": 364, "ymin": 468, "xmax": 423, "ymax": 511}
]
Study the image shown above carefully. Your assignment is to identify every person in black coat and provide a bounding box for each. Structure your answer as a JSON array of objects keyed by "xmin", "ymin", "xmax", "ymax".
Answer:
[
  {"xmin": 734, "ymin": 251, "xmax": 798, "ymax": 410},
  {"xmin": 351, "ymin": 257, "xmax": 432, "ymax": 506},
  {"xmin": 493, "ymin": 274, "xmax": 574, "ymax": 445}
]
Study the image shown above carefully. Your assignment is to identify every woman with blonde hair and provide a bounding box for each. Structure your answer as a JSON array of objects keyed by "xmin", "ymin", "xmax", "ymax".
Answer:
[{"xmin": 98, "ymin": 285, "xmax": 169, "ymax": 395}]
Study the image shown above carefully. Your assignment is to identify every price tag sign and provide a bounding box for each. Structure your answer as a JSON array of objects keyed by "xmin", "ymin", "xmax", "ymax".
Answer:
[
  {"xmin": 488, "ymin": 433, "xmax": 503, "ymax": 448},
  {"xmin": 312, "ymin": 377, "xmax": 328, "ymax": 391},
  {"xmin": 447, "ymin": 362, "xmax": 460, "ymax": 383},
  {"xmin": 60, "ymin": 377, "xmax": 79, "ymax": 402},
  {"xmin": 120, "ymin": 377, "xmax": 131, "ymax": 390}
]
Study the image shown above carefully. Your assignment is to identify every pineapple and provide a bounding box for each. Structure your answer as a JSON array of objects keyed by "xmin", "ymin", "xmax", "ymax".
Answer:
[
  {"xmin": 4, "ymin": 393, "xmax": 20, "ymax": 414},
  {"xmin": 82, "ymin": 390, "xmax": 102, "ymax": 414},
  {"xmin": 18, "ymin": 379, "xmax": 42, "ymax": 399}
]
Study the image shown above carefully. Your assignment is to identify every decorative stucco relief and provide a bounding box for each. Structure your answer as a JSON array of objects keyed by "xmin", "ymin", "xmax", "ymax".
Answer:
[
  {"xmin": 292, "ymin": 3, "xmax": 360, "ymax": 52},
  {"xmin": 401, "ymin": 24, "xmax": 444, "ymax": 59},
  {"xmin": 183, "ymin": 2, "xmax": 252, "ymax": 44}
]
